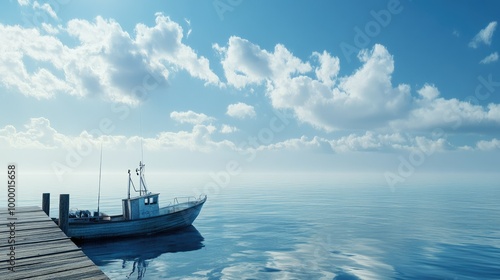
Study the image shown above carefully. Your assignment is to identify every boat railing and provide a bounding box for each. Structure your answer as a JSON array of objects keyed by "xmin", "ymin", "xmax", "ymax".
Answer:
[
  {"xmin": 173, "ymin": 195, "xmax": 205, "ymax": 205},
  {"xmin": 160, "ymin": 195, "xmax": 206, "ymax": 215}
]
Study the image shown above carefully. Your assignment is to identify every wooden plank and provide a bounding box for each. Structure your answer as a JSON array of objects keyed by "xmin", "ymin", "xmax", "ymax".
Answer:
[
  {"xmin": 0, "ymin": 212, "xmax": 48, "ymax": 219},
  {"xmin": 0, "ymin": 210, "xmax": 54, "ymax": 218},
  {"xmin": 0, "ymin": 206, "xmax": 109, "ymax": 280},
  {"xmin": 0, "ymin": 229, "xmax": 68, "ymax": 244},
  {"xmin": 0, "ymin": 219, "xmax": 55, "ymax": 226},
  {"xmin": 0, "ymin": 220, "xmax": 61, "ymax": 231},
  {"xmin": 0, "ymin": 221, "xmax": 59, "ymax": 233},
  {"xmin": 0, "ymin": 213, "xmax": 56, "ymax": 224},
  {"xmin": 0, "ymin": 206, "xmax": 41, "ymax": 212},
  {"xmin": 6, "ymin": 266, "xmax": 109, "ymax": 280},
  {"xmin": 32, "ymin": 268, "xmax": 110, "ymax": 280},
  {"xmin": 0, "ymin": 250, "xmax": 86, "ymax": 270},
  {"xmin": 4, "ymin": 257, "xmax": 103, "ymax": 279},
  {"xmin": 0, "ymin": 207, "xmax": 42, "ymax": 217},
  {"xmin": 0, "ymin": 224, "xmax": 71, "ymax": 249},
  {"xmin": 6, "ymin": 243, "xmax": 82, "ymax": 259}
]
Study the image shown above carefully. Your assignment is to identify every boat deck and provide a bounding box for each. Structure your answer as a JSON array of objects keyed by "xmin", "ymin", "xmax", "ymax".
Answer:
[{"xmin": 0, "ymin": 206, "xmax": 109, "ymax": 280}]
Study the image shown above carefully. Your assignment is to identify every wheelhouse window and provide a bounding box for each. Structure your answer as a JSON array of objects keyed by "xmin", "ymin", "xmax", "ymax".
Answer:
[{"xmin": 144, "ymin": 196, "xmax": 157, "ymax": 205}]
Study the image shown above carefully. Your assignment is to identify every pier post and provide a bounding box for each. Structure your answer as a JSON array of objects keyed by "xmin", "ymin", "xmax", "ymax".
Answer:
[
  {"xmin": 59, "ymin": 194, "xmax": 70, "ymax": 235},
  {"xmin": 42, "ymin": 193, "xmax": 50, "ymax": 216}
]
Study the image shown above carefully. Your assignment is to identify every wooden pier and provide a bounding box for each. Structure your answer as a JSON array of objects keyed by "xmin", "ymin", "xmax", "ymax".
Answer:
[{"xmin": 0, "ymin": 206, "xmax": 109, "ymax": 280}]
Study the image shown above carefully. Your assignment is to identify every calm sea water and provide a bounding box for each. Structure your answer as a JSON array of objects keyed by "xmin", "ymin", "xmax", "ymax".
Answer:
[{"xmin": 15, "ymin": 173, "xmax": 500, "ymax": 279}]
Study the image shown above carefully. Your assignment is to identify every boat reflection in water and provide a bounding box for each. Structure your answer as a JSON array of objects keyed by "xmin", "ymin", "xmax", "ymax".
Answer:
[{"xmin": 76, "ymin": 225, "xmax": 204, "ymax": 279}]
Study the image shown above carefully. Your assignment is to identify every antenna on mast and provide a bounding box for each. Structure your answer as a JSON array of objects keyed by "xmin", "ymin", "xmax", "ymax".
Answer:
[{"xmin": 139, "ymin": 106, "xmax": 144, "ymax": 163}]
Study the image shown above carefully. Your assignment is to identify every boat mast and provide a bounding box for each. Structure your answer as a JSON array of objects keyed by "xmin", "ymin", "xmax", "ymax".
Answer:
[
  {"xmin": 127, "ymin": 169, "xmax": 132, "ymax": 199},
  {"xmin": 136, "ymin": 161, "xmax": 148, "ymax": 196},
  {"xmin": 96, "ymin": 143, "xmax": 103, "ymax": 218},
  {"xmin": 140, "ymin": 106, "xmax": 144, "ymax": 164}
]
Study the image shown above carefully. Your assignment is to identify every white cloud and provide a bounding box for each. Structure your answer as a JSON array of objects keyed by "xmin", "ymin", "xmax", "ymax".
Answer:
[
  {"xmin": 33, "ymin": 1, "xmax": 58, "ymax": 20},
  {"xmin": 0, "ymin": 14, "xmax": 219, "ymax": 105},
  {"xmin": 417, "ymin": 84, "xmax": 440, "ymax": 100},
  {"xmin": 391, "ymin": 85, "xmax": 500, "ymax": 132},
  {"xmin": 41, "ymin": 23, "xmax": 59, "ymax": 34},
  {"xmin": 17, "ymin": 0, "xmax": 30, "ymax": 6},
  {"xmin": 170, "ymin": 110, "xmax": 215, "ymax": 124},
  {"xmin": 412, "ymin": 136, "xmax": 449, "ymax": 154},
  {"xmin": 146, "ymin": 124, "xmax": 235, "ymax": 152},
  {"xmin": 469, "ymin": 21, "xmax": 497, "ymax": 48},
  {"xmin": 0, "ymin": 119, "xmax": 454, "ymax": 154},
  {"xmin": 0, "ymin": 117, "xmax": 129, "ymax": 152},
  {"xmin": 64, "ymin": 16, "xmax": 169, "ymax": 104},
  {"xmin": 217, "ymin": 40, "xmax": 412, "ymax": 131},
  {"xmin": 329, "ymin": 132, "xmax": 403, "ymax": 153},
  {"xmin": 313, "ymin": 51, "xmax": 340, "ymax": 87},
  {"xmin": 267, "ymin": 44, "xmax": 411, "ymax": 131},
  {"xmin": 2, "ymin": 117, "xmax": 498, "ymax": 176},
  {"xmin": 254, "ymin": 131, "xmax": 450, "ymax": 154},
  {"xmin": 131, "ymin": 124, "xmax": 238, "ymax": 152},
  {"xmin": 258, "ymin": 136, "xmax": 332, "ymax": 153},
  {"xmin": 135, "ymin": 13, "xmax": 219, "ymax": 86},
  {"xmin": 0, "ymin": 118, "xmax": 235, "ymax": 154},
  {"xmin": 217, "ymin": 37, "xmax": 500, "ymax": 133},
  {"xmin": 480, "ymin": 52, "xmax": 499, "ymax": 64},
  {"xmin": 476, "ymin": 138, "xmax": 500, "ymax": 151},
  {"xmin": 0, "ymin": 117, "xmax": 85, "ymax": 149},
  {"xmin": 226, "ymin": 102, "xmax": 256, "ymax": 119},
  {"xmin": 220, "ymin": 124, "xmax": 239, "ymax": 134},
  {"xmin": 328, "ymin": 132, "xmax": 448, "ymax": 154},
  {"xmin": 184, "ymin": 18, "xmax": 192, "ymax": 38},
  {"xmin": 214, "ymin": 36, "xmax": 311, "ymax": 89},
  {"xmin": 0, "ymin": 24, "xmax": 72, "ymax": 99}
]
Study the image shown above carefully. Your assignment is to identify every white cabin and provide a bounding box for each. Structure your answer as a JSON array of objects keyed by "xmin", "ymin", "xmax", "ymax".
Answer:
[{"xmin": 122, "ymin": 193, "xmax": 160, "ymax": 220}]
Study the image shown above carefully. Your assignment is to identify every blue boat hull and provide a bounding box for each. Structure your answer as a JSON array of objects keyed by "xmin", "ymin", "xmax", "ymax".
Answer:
[{"xmin": 67, "ymin": 197, "xmax": 206, "ymax": 240}]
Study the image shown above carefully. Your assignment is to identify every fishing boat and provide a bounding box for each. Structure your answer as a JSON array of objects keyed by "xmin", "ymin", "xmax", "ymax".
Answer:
[{"xmin": 62, "ymin": 161, "xmax": 207, "ymax": 240}]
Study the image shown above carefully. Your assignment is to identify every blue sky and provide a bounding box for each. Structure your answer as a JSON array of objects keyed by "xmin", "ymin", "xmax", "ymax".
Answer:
[{"xmin": 1, "ymin": 0, "xmax": 500, "ymax": 187}]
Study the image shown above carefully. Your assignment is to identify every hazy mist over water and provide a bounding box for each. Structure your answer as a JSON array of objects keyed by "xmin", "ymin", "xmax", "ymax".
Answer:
[{"xmin": 9, "ymin": 172, "xmax": 500, "ymax": 279}]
